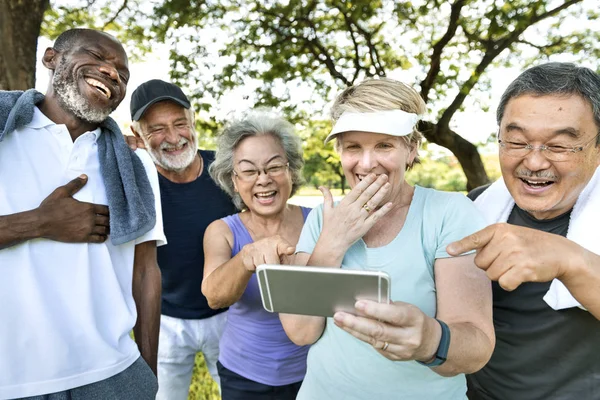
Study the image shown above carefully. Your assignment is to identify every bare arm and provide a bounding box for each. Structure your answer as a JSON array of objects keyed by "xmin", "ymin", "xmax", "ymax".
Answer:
[
  {"xmin": 202, "ymin": 220, "xmax": 253, "ymax": 309},
  {"xmin": 0, "ymin": 209, "xmax": 44, "ymax": 250},
  {"xmin": 332, "ymin": 254, "xmax": 494, "ymax": 376},
  {"xmin": 430, "ymin": 254, "xmax": 495, "ymax": 376},
  {"xmin": 0, "ymin": 175, "xmax": 109, "ymax": 250},
  {"xmin": 132, "ymin": 240, "xmax": 161, "ymax": 376},
  {"xmin": 560, "ymin": 248, "xmax": 600, "ymax": 319},
  {"xmin": 202, "ymin": 220, "xmax": 296, "ymax": 309},
  {"xmin": 279, "ymin": 252, "xmax": 327, "ymax": 345}
]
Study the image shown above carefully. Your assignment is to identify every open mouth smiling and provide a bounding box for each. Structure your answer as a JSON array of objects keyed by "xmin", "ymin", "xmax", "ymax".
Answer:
[
  {"xmin": 255, "ymin": 191, "xmax": 277, "ymax": 199},
  {"xmin": 85, "ymin": 77, "xmax": 112, "ymax": 99},
  {"xmin": 519, "ymin": 178, "xmax": 554, "ymax": 188}
]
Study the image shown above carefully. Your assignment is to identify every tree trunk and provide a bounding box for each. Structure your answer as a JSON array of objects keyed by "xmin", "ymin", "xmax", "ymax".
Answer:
[
  {"xmin": 0, "ymin": 0, "xmax": 50, "ymax": 90},
  {"xmin": 419, "ymin": 121, "xmax": 490, "ymax": 191},
  {"xmin": 338, "ymin": 167, "xmax": 346, "ymax": 194}
]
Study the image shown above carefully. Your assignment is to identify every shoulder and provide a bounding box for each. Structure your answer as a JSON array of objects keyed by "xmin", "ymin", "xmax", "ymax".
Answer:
[
  {"xmin": 417, "ymin": 186, "xmax": 471, "ymax": 209},
  {"xmin": 133, "ymin": 149, "xmax": 158, "ymax": 174},
  {"xmin": 0, "ymin": 90, "xmax": 42, "ymax": 134},
  {"xmin": 467, "ymin": 184, "xmax": 491, "ymax": 201},
  {"xmin": 0, "ymin": 90, "xmax": 25, "ymax": 108},
  {"xmin": 300, "ymin": 203, "xmax": 324, "ymax": 231},
  {"xmin": 205, "ymin": 218, "xmax": 235, "ymax": 248},
  {"xmin": 416, "ymin": 186, "xmax": 480, "ymax": 222},
  {"xmin": 206, "ymin": 218, "xmax": 233, "ymax": 236}
]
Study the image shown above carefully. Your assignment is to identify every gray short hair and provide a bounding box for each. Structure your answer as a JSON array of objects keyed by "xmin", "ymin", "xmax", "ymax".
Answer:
[
  {"xmin": 497, "ymin": 62, "xmax": 600, "ymax": 145},
  {"xmin": 209, "ymin": 110, "xmax": 305, "ymax": 210}
]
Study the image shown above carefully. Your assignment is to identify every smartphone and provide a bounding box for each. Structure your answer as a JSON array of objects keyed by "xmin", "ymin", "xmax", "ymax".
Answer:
[{"xmin": 256, "ymin": 264, "xmax": 391, "ymax": 317}]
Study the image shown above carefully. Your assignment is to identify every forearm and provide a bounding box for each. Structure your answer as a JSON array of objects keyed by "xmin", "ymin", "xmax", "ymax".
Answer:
[
  {"xmin": 0, "ymin": 209, "xmax": 43, "ymax": 250},
  {"xmin": 561, "ymin": 248, "xmax": 600, "ymax": 319},
  {"xmin": 133, "ymin": 261, "xmax": 161, "ymax": 375},
  {"xmin": 202, "ymin": 255, "xmax": 253, "ymax": 309},
  {"xmin": 307, "ymin": 238, "xmax": 349, "ymax": 267},
  {"xmin": 431, "ymin": 320, "xmax": 494, "ymax": 377},
  {"xmin": 279, "ymin": 313, "xmax": 326, "ymax": 345}
]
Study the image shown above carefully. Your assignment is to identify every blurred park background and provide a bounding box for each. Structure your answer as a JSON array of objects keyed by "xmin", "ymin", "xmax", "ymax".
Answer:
[{"xmin": 2, "ymin": 0, "xmax": 599, "ymax": 398}]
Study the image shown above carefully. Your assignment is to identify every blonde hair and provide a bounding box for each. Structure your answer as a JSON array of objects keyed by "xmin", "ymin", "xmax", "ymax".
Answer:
[{"xmin": 330, "ymin": 78, "xmax": 426, "ymax": 168}]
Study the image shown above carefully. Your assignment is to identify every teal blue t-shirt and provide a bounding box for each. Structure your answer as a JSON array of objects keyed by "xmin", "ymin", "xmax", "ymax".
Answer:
[{"xmin": 295, "ymin": 186, "xmax": 486, "ymax": 400}]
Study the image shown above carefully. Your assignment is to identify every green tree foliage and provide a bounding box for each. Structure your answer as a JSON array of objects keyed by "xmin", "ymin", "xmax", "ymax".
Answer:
[
  {"xmin": 144, "ymin": 0, "xmax": 600, "ymax": 189},
  {"xmin": 298, "ymin": 119, "xmax": 347, "ymax": 192},
  {"xmin": 36, "ymin": 0, "xmax": 600, "ymax": 191}
]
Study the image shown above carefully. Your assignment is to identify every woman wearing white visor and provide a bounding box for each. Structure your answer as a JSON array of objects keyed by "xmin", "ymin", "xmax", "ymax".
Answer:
[{"xmin": 280, "ymin": 78, "xmax": 495, "ymax": 399}]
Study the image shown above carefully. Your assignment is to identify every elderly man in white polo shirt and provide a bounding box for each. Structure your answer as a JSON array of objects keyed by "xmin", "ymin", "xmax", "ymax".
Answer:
[{"xmin": 0, "ymin": 28, "xmax": 165, "ymax": 399}]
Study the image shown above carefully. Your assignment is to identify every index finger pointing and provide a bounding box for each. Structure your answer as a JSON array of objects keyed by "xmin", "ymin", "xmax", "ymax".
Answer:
[{"xmin": 446, "ymin": 225, "xmax": 495, "ymax": 256}]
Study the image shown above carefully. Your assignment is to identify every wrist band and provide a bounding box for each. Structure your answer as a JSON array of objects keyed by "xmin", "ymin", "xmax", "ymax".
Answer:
[{"xmin": 416, "ymin": 318, "xmax": 451, "ymax": 367}]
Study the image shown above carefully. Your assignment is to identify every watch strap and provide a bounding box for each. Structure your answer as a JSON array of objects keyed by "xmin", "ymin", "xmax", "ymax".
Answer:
[{"xmin": 416, "ymin": 318, "xmax": 451, "ymax": 367}]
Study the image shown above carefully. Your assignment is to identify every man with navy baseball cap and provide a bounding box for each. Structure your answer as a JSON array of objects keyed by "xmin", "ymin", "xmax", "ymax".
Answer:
[{"xmin": 128, "ymin": 80, "xmax": 236, "ymax": 399}]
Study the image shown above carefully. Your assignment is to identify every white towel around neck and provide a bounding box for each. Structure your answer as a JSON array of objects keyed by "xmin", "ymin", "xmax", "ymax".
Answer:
[{"xmin": 474, "ymin": 166, "xmax": 600, "ymax": 311}]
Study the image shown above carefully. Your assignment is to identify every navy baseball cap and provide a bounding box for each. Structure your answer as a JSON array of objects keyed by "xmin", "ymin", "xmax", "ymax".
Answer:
[{"xmin": 130, "ymin": 79, "xmax": 191, "ymax": 121}]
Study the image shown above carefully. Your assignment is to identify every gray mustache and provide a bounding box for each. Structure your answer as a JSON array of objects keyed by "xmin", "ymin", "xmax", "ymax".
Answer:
[{"xmin": 516, "ymin": 169, "xmax": 558, "ymax": 180}]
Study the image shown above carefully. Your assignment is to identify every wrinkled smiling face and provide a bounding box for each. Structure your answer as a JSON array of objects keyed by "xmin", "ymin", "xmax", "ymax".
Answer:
[
  {"xmin": 52, "ymin": 33, "xmax": 129, "ymax": 123},
  {"xmin": 499, "ymin": 94, "xmax": 600, "ymax": 219},
  {"xmin": 232, "ymin": 134, "xmax": 292, "ymax": 215},
  {"xmin": 338, "ymin": 130, "xmax": 416, "ymax": 206},
  {"xmin": 139, "ymin": 101, "xmax": 197, "ymax": 172}
]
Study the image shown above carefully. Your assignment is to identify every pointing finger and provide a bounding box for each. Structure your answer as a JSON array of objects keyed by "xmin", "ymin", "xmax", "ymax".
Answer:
[{"xmin": 446, "ymin": 225, "xmax": 496, "ymax": 256}]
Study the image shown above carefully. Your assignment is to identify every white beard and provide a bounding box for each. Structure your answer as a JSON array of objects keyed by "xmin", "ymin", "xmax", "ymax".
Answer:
[
  {"xmin": 145, "ymin": 134, "xmax": 198, "ymax": 172},
  {"xmin": 52, "ymin": 63, "xmax": 112, "ymax": 123}
]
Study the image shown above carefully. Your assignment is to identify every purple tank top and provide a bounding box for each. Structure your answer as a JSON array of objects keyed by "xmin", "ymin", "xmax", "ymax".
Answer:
[{"xmin": 218, "ymin": 207, "xmax": 311, "ymax": 386}]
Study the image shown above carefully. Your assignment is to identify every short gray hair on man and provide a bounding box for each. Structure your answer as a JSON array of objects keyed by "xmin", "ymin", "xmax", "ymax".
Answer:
[
  {"xmin": 209, "ymin": 110, "xmax": 305, "ymax": 210},
  {"xmin": 497, "ymin": 62, "xmax": 600, "ymax": 145}
]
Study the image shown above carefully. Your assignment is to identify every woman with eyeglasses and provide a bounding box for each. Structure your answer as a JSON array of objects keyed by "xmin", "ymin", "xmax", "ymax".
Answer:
[{"xmin": 201, "ymin": 110, "xmax": 309, "ymax": 400}]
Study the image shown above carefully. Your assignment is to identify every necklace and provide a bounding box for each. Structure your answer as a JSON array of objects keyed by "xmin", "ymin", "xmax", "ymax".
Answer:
[{"xmin": 195, "ymin": 154, "xmax": 203, "ymax": 177}]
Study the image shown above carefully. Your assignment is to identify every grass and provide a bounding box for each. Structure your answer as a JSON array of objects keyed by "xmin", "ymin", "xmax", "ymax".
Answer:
[
  {"xmin": 188, "ymin": 353, "xmax": 220, "ymax": 400},
  {"xmin": 294, "ymin": 186, "xmax": 345, "ymax": 196}
]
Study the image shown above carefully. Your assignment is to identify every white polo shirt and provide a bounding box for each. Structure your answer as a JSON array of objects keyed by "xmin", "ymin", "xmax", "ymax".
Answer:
[{"xmin": 0, "ymin": 107, "xmax": 166, "ymax": 398}]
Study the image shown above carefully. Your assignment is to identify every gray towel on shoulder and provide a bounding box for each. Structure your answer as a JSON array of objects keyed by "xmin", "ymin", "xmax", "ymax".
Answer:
[{"xmin": 0, "ymin": 89, "xmax": 156, "ymax": 245}]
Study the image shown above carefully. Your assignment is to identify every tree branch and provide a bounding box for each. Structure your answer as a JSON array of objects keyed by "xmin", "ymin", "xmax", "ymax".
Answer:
[
  {"xmin": 102, "ymin": 0, "xmax": 129, "ymax": 29},
  {"xmin": 299, "ymin": 16, "xmax": 352, "ymax": 86},
  {"xmin": 533, "ymin": 0, "xmax": 582, "ymax": 22},
  {"xmin": 349, "ymin": 18, "xmax": 386, "ymax": 76},
  {"xmin": 419, "ymin": 0, "xmax": 465, "ymax": 102},
  {"xmin": 336, "ymin": 5, "xmax": 363, "ymax": 83},
  {"xmin": 516, "ymin": 37, "xmax": 565, "ymax": 51},
  {"xmin": 438, "ymin": 0, "xmax": 583, "ymax": 129}
]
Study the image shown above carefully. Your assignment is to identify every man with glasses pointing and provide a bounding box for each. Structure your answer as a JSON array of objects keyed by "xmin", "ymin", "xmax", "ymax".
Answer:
[{"xmin": 447, "ymin": 62, "xmax": 600, "ymax": 399}]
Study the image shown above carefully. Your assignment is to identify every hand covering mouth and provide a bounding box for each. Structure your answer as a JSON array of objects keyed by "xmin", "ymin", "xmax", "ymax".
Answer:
[{"xmin": 85, "ymin": 77, "xmax": 113, "ymax": 99}]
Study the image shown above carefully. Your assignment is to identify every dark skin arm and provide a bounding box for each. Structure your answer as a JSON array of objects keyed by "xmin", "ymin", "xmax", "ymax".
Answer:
[
  {"xmin": 0, "ymin": 175, "xmax": 110, "ymax": 250},
  {"xmin": 132, "ymin": 240, "xmax": 161, "ymax": 375}
]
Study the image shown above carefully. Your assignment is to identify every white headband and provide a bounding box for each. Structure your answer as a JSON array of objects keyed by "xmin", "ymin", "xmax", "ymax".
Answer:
[{"xmin": 324, "ymin": 109, "xmax": 420, "ymax": 143}]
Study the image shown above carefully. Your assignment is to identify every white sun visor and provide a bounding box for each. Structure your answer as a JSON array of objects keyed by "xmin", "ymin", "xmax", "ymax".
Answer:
[{"xmin": 324, "ymin": 109, "xmax": 420, "ymax": 143}]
